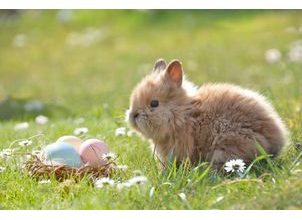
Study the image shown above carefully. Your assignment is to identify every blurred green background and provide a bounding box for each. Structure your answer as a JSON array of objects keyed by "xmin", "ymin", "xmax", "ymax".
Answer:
[{"xmin": 0, "ymin": 10, "xmax": 301, "ymax": 121}]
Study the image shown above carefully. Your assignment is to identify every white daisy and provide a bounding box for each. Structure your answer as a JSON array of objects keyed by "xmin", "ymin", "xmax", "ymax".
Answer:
[
  {"xmin": 18, "ymin": 140, "xmax": 32, "ymax": 147},
  {"xmin": 66, "ymin": 27, "xmax": 104, "ymax": 47},
  {"xmin": 12, "ymin": 33, "xmax": 27, "ymax": 48},
  {"xmin": 116, "ymin": 182, "xmax": 132, "ymax": 190},
  {"xmin": 265, "ymin": 49, "xmax": 282, "ymax": 63},
  {"xmin": 73, "ymin": 127, "xmax": 88, "ymax": 135},
  {"xmin": 38, "ymin": 180, "xmax": 51, "ymax": 184},
  {"xmin": 94, "ymin": 177, "xmax": 115, "ymax": 188},
  {"xmin": 288, "ymin": 42, "xmax": 302, "ymax": 62},
  {"xmin": 35, "ymin": 115, "xmax": 48, "ymax": 125},
  {"xmin": 115, "ymin": 127, "xmax": 126, "ymax": 136},
  {"xmin": 285, "ymin": 26, "xmax": 297, "ymax": 33},
  {"xmin": 102, "ymin": 152, "xmax": 116, "ymax": 161},
  {"xmin": 126, "ymin": 175, "xmax": 148, "ymax": 186},
  {"xmin": 224, "ymin": 159, "xmax": 246, "ymax": 173},
  {"xmin": 14, "ymin": 122, "xmax": 29, "ymax": 131},
  {"xmin": 116, "ymin": 183, "xmax": 124, "ymax": 190},
  {"xmin": 0, "ymin": 166, "xmax": 6, "ymax": 173},
  {"xmin": 0, "ymin": 149, "xmax": 13, "ymax": 159}
]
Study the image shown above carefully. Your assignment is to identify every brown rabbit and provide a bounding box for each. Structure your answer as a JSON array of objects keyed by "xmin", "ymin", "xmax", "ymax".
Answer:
[{"xmin": 128, "ymin": 59, "xmax": 288, "ymax": 169}]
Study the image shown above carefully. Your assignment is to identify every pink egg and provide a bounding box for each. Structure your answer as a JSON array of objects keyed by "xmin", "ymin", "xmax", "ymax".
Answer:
[{"xmin": 79, "ymin": 138, "xmax": 109, "ymax": 167}]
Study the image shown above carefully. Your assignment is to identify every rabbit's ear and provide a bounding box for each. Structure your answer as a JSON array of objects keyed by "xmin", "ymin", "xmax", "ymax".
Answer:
[
  {"xmin": 165, "ymin": 60, "xmax": 183, "ymax": 87},
  {"xmin": 153, "ymin": 58, "xmax": 167, "ymax": 72}
]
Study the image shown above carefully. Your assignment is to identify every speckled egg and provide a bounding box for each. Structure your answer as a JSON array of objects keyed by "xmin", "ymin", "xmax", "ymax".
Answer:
[
  {"xmin": 79, "ymin": 139, "xmax": 109, "ymax": 167},
  {"xmin": 56, "ymin": 135, "xmax": 82, "ymax": 151},
  {"xmin": 43, "ymin": 142, "xmax": 83, "ymax": 168}
]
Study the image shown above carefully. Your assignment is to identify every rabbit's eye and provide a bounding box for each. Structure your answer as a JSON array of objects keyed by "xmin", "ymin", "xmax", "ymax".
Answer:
[{"xmin": 150, "ymin": 100, "xmax": 159, "ymax": 108}]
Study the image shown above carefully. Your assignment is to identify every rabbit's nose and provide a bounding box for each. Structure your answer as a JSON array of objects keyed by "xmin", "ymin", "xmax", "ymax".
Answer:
[
  {"xmin": 130, "ymin": 111, "xmax": 139, "ymax": 120},
  {"xmin": 132, "ymin": 112, "xmax": 139, "ymax": 119},
  {"xmin": 129, "ymin": 111, "xmax": 139, "ymax": 126}
]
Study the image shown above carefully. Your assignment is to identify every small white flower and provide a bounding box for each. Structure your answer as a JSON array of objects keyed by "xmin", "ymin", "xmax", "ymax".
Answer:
[
  {"xmin": 116, "ymin": 181, "xmax": 132, "ymax": 190},
  {"xmin": 0, "ymin": 149, "xmax": 13, "ymax": 159},
  {"xmin": 178, "ymin": 192, "xmax": 187, "ymax": 202},
  {"xmin": 12, "ymin": 34, "xmax": 27, "ymax": 48},
  {"xmin": 18, "ymin": 140, "xmax": 32, "ymax": 147},
  {"xmin": 73, "ymin": 127, "xmax": 88, "ymax": 135},
  {"xmin": 14, "ymin": 122, "xmax": 29, "ymax": 131},
  {"xmin": 265, "ymin": 49, "xmax": 282, "ymax": 63},
  {"xmin": 116, "ymin": 182, "xmax": 125, "ymax": 190},
  {"xmin": 115, "ymin": 127, "xmax": 126, "ymax": 137},
  {"xmin": 38, "ymin": 180, "xmax": 51, "ymax": 184},
  {"xmin": 126, "ymin": 175, "xmax": 148, "ymax": 186},
  {"xmin": 288, "ymin": 42, "xmax": 302, "ymax": 62},
  {"xmin": 66, "ymin": 27, "xmax": 104, "ymax": 47},
  {"xmin": 35, "ymin": 115, "xmax": 48, "ymax": 125},
  {"xmin": 116, "ymin": 176, "xmax": 148, "ymax": 189},
  {"xmin": 0, "ymin": 166, "xmax": 6, "ymax": 173},
  {"xmin": 115, "ymin": 164, "xmax": 128, "ymax": 171},
  {"xmin": 224, "ymin": 159, "xmax": 246, "ymax": 173},
  {"xmin": 285, "ymin": 26, "xmax": 297, "ymax": 33},
  {"xmin": 149, "ymin": 186, "xmax": 155, "ymax": 198},
  {"xmin": 102, "ymin": 152, "xmax": 116, "ymax": 161},
  {"xmin": 94, "ymin": 177, "xmax": 115, "ymax": 188}
]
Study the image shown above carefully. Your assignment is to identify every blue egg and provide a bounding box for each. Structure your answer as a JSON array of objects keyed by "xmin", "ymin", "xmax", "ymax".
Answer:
[{"xmin": 43, "ymin": 142, "xmax": 83, "ymax": 168}]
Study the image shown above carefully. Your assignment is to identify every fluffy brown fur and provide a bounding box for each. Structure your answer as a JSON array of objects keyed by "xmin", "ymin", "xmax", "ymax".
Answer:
[{"xmin": 128, "ymin": 59, "xmax": 288, "ymax": 169}]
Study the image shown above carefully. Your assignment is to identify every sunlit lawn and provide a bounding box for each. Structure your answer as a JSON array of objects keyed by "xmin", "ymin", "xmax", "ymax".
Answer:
[{"xmin": 0, "ymin": 10, "xmax": 301, "ymax": 209}]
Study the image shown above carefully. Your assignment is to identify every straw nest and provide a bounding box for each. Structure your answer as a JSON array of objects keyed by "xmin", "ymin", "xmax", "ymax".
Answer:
[{"xmin": 24, "ymin": 154, "xmax": 116, "ymax": 182}]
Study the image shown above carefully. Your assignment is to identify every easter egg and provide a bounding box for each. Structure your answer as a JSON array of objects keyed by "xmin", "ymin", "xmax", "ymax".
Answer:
[
  {"xmin": 43, "ymin": 142, "xmax": 83, "ymax": 168},
  {"xmin": 79, "ymin": 139, "xmax": 109, "ymax": 167},
  {"xmin": 56, "ymin": 135, "xmax": 82, "ymax": 151}
]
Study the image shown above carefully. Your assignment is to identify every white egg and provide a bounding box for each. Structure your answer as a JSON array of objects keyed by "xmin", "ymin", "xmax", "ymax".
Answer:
[{"xmin": 56, "ymin": 135, "xmax": 82, "ymax": 152}]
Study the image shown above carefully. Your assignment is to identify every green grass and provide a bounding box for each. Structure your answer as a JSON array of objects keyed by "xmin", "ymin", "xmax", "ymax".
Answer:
[{"xmin": 0, "ymin": 10, "xmax": 302, "ymax": 209}]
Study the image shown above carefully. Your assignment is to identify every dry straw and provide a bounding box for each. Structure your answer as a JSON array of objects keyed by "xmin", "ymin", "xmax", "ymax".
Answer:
[{"xmin": 24, "ymin": 154, "xmax": 115, "ymax": 182}]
